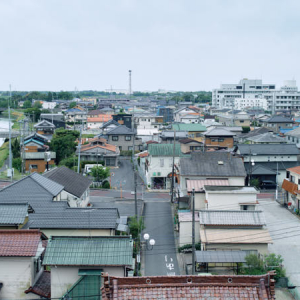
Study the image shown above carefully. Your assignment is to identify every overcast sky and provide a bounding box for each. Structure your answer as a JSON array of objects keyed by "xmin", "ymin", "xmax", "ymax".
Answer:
[{"xmin": 0, "ymin": 0, "xmax": 299, "ymax": 92}]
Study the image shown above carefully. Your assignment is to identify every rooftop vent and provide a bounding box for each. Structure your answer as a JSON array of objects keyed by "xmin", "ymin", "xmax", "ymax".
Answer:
[{"xmin": 218, "ymin": 161, "xmax": 224, "ymax": 165}]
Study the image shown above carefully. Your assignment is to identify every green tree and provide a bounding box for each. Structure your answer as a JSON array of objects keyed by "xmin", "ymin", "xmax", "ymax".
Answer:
[
  {"xmin": 242, "ymin": 126, "xmax": 251, "ymax": 133},
  {"xmin": 33, "ymin": 101, "xmax": 42, "ymax": 109},
  {"xmin": 264, "ymin": 253, "xmax": 286, "ymax": 280},
  {"xmin": 24, "ymin": 107, "xmax": 42, "ymax": 122},
  {"xmin": 12, "ymin": 157, "xmax": 22, "ymax": 172},
  {"xmin": 23, "ymin": 100, "xmax": 32, "ymax": 109},
  {"xmin": 91, "ymin": 165, "xmax": 110, "ymax": 183},
  {"xmin": 58, "ymin": 91, "xmax": 73, "ymax": 100},
  {"xmin": 69, "ymin": 101, "xmax": 77, "ymax": 109},
  {"xmin": 50, "ymin": 128, "xmax": 80, "ymax": 164},
  {"xmin": 244, "ymin": 254, "xmax": 264, "ymax": 275},
  {"xmin": 12, "ymin": 138, "xmax": 20, "ymax": 158},
  {"xmin": 128, "ymin": 216, "xmax": 145, "ymax": 258}
]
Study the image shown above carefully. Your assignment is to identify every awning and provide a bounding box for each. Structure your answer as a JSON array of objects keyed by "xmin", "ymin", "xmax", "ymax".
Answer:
[
  {"xmin": 282, "ymin": 179, "xmax": 299, "ymax": 195},
  {"xmin": 196, "ymin": 251, "xmax": 247, "ymax": 263},
  {"xmin": 186, "ymin": 179, "xmax": 229, "ymax": 192}
]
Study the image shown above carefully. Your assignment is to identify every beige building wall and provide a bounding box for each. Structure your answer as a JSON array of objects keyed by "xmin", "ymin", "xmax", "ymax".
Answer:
[
  {"xmin": 179, "ymin": 221, "xmax": 200, "ymax": 246},
  {"xmin": 0, "ymin": 257, "xmax": 40, "ymax": 299},
  {"xmin": 41, "ymin": 228, "xmax": 113, "ymax": 238},
  {"xmin": 51, "ymin": 266, "xmax": 125, "ymax": 298}
]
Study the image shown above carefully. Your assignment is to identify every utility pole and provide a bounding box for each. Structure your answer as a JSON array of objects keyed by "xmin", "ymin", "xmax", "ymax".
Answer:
[
  {"xmin": 170, "ymin": 129, "xmax": 176, "ymax": 203},
  {"xmin": 8, "ymin": 85, "xmax": 12, "ymax": 181},
  {"xmin": 192, "ymin": 188, "xmax": 195, "ymax": 275},
  {"xmin": 132, "ymin": 111, "xmax": 138, "ymax": 220},
  {"xmin": 77, "ymin": 126, "xmax": 82, "ymax": 173},
  {"xmin": 276, "ymin": 162, "xmax": 278, "ymax": 201},
  {"xmin": 129, "ymin": 70, "xmax": 132, "ymax": 99}
]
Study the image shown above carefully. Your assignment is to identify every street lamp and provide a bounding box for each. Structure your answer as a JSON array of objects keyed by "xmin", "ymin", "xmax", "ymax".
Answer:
[{"xmin": 143, "ymin": 233, "xmax": 155, "ymax": 250}]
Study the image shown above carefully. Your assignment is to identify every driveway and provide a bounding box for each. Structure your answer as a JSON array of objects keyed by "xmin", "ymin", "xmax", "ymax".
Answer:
[{"xmin": 261, "ymin": 198, "xmax": 300, "ymax": 298}]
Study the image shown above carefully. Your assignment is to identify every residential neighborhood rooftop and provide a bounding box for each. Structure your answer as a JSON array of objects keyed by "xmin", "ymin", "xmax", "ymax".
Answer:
[{"xmin": 237, "ymin": 143, "xmax": 300, "ymax": 155}]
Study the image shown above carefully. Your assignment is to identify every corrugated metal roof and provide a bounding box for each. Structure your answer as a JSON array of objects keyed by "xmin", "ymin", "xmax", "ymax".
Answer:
[
  {"xmin": 238, "ymin": 144, "xmax": 300, "ymax": 155},
  {"xmin": 195, "ymin": 250, "xmax": 247, "ymax": 263},
  {"xmin": 178, "ymin": 212, "xmax": 199, "ymax": 222},
  {"xmin": 148, "ymin": 143, "xmax": 184, "ymax": 157},
  {"xmin": 0, "ymin": 203, "xmax": 28, "ymax": 225},
  {"xmin": 186, "ymin": 179, "xmax": 229, "ymax": 192},
  {"xmin": 171, "ymin": 123, "xmax": 206, "ymax": 132},
  {"xmin": 199, "ymin": 210, "xmax": 266, "ymax": 226},
  {"xmin": 31, "ymin": 172, "xmax": 64, "ymax": 196},
  {"xmin": 43, "ymin": 236, "xmax": 133, "ymax": 266}
]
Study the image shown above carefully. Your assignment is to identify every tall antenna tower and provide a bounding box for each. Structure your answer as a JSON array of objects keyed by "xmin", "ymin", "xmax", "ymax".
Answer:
[{"xmin": 129, "ymin": 70, "xmax": 132, "ymax": 98}]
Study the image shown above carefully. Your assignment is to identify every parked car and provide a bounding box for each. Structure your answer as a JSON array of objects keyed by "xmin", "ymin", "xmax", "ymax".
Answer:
[{"xmin": 260, "ymin": 180, "xmax": 276, "ymax": 189}]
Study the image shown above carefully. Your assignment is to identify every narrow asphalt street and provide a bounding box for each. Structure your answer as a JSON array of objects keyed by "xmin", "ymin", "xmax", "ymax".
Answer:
[
  {"xmin": 261, "ymin": 198, "xmax": 300, "ymax": 298},
  {"xmin": 143, "ymin": 200, "xmax": 180, "ymax": 276}
]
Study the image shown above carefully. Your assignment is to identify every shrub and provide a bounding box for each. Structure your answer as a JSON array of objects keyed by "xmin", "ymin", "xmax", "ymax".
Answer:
[
  {"xmin": 102, "ymin": 180, "xmax": 110, "ymax": 189},
  {"xmin": 12, "ymin": 157, "xmax": 22, "ymax": 172}
]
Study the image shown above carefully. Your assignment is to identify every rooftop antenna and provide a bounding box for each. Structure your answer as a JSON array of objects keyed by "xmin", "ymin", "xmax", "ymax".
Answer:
[{"xmin": 129, "ymin": 70, "xmax": 132, "ymax": 99}]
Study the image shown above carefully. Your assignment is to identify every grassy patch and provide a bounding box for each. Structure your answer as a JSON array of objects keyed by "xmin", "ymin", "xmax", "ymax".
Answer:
[
  {"xmin": 0, "ymin": 168, "xmax": 23, "ymax": 180},
  {"xmin": 0, "ymin": 142, "xmax": 9, "ymax": 168}
]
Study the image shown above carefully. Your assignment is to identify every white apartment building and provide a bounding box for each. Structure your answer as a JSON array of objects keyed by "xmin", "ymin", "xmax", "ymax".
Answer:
[
  {"xmin": 213, "ymin": 79, "xmax": 300, "ymax": 112},
  {"xmin": 234, "ymin": 98, "xmax": 268, "ymax": 110}
]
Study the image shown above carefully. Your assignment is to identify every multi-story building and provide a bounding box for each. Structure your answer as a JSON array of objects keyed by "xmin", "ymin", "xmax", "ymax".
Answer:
[
  {"xmin": 234, "ymin": 98, "xmax": 268, "ymax": 110},
  {"xmin": 213, "ymin": 79, "xmax": 300, "ymax": 112}
]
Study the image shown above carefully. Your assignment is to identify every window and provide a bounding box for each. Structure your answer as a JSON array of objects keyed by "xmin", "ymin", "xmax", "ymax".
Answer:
[
  {"xmin": 240, "ymin": 120, "xmax": 244, "ymax": 123},
  {"xmin": 211, "ymin": 139, "xmax": 217, "ymax": 142},
  {"xmin": 125, "ymin": 136, "xmax": 131, "ymax": 141},
  {"xmin": 160, "ymin": 159, "xmax": 164, "ymax": 167},
  {"xmin": 128, "ymin": 146, "xmax": 133, "ymax": 151},
  {"xmin": 240, "ymin": 204, "xmax": 255, "ymax": 211},
  {"xmin": 291, "ymin": 175, "xmax": 295, "ymax": 183},
  {"xmin": 218, "ymin": 138, "xmax": 224, "ymax": 142},
  {"xmin": 30, "ymin": 165, "xmax": 38, "ymax": 169},
  {"xmin": 112, "ymin": 136, "xmax": 118, "ymax": 141}
]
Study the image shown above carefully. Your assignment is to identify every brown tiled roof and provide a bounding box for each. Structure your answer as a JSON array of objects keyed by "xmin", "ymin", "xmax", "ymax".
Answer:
[
  {"xmin": 80, "ymin": 138, "xmax": 118, "ymax": 153},
  {"xmin": 282, "ymin": 179, "xmax": 299, "ymax": 195},
  {"xmin": 101, "ymin": 272, "xmax": 276, "ymax": 300},
  {"xmin": 87, "ymin": 115, "xmax": 112, "ymax": 123},
  {"xmin": 287, "ymin": 165, "xmax": 300, "ymax": 175},
  {"xmin": 0, "ymin": 229, "xmax": 47, "ymax": 257},
  {"xmin": 25, "ymin": 271, "xmax": 51, "ymax": 298}
]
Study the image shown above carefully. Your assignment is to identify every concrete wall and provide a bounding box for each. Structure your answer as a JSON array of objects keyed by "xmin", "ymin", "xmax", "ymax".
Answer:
[
  {"xmin": 195, "ymin": 193, "xmax": 206, "ymax": 210},
  {"xmin": 0, "ymin": 257, "xmax": 40, "ymax": 299},
  {"xmin": 179, "ymin": 221, "xmax": 200, "ymax": 246},
  {"xmin": 25, "ymin": 159, "xmax": 55, "ymax": 173},
  {"xmin": 206, "ymin": 192, "xmax": 257, "ymax": 210},
  {"xmin": 51, "ymin": 266, "xmax": 125, "ymax": 298}
]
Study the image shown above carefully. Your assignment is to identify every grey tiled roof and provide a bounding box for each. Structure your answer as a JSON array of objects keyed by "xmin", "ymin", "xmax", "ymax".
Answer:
[
  {"xmin": 0, "ymin": 176, "xmax": 68, "ymax": 213},
  {"xmin": 180, "ymin": 152, "xmax": 246, "ymax": 177},
  {"xmin": 106, "ymin": 125, "xmax": 134, "ymax": 135},
  {"xmin": 199, "ymin": 210, "xmax": 266, "ymax": 226},
  {"xmin": 31, "ymin": 172, "xmax": 64, "ymax": 196},
  {"xmin": 238, "ymin": 144, "xmax": 300, "ymax": 155},
  {"xmin": 265, "ymin": 115, "xmax": 293, "ymax": 123},
  {"xmin": 28, "ymin": 208, "xmax": 119, "ymax": 229},
  {"xmin": 204, "ymin": 128, "xmax": 236, "ymax": 137},
  {"xmin": 0, "ymin": 203, "xmax": 29, "ymax": 225},
  {"xmin": 245, "ymin": 132, "xmax": 286, "ymax": 143},
  {"xmin": 43, "ymin": 167, "xmax": 92, "ymax": 198}
]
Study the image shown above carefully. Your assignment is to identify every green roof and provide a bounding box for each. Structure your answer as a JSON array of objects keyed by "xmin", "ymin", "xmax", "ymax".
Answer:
[
  {"xmin": 171, "ymin": 123, "xmax": 206, "ymax": 132},
  {"xmin": 148, "ymin": 143, "xmax": 184, "ymax": 157},
  {"xmin": 43, "ymin": 236, "xmax": 133, "ymax": 266}
]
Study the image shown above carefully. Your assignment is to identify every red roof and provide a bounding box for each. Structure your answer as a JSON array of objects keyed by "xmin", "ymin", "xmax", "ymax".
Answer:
[
  {"xmin": 0, "ymin": 230, "xmax": 47, "ymax": 257},
  {"xmin": 287, "ymin": 165, "xmax": 300, "ymax": 175},
  {"xmin": 101, "ymin": 273, "xmax": 276, "ymax": 300}
]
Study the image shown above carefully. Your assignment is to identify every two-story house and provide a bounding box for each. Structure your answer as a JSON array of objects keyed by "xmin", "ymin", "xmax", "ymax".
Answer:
[
  {"xmin": 43, "ymin": 166, "xmax": 92, "ymax": 207},
  {"xmin": 179, "ymin": 152, "xmax": 246, "ymax": 196},
  {"xmin": 204, "ymin": 127, "xmax": 236, "ymax": 150},
  {"xmin": 236, "ymin": 144, "xmax": 300, "ymax": 186},
  {"xmin": 23, "ymin": 133, "xmax": 56, "ymax": 173},
  {"xmin": 138, "ymin": 143, "xmax": 185, "ymax": 190},
  {"xmin": 76, "ymin": 137, "xmax": 120, "ymax": 167},
  {"xmin": 0, "ymin": 229, "xmax": 49, "ymax": 299},
  {"xmin": 103, "ymin": 125, "xmax": 143, "ymax": 152},
  {"xmin": 174, "ymin": 107, "xmax": 200, "ymax": 122},
  {"xmin": 171, "ymin": 123, "xmax": 207, "ymax": 142},
  {"xmin": 261, "ymin": 115, "xmax": 294, "ymax": 133},
  {"xmin": 87, "ymin": 114, "xmax": 112, "ymax": 129},
  {"xmin": 34, "ymin": 120, "xmax": 55, "ymax": 137}
]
